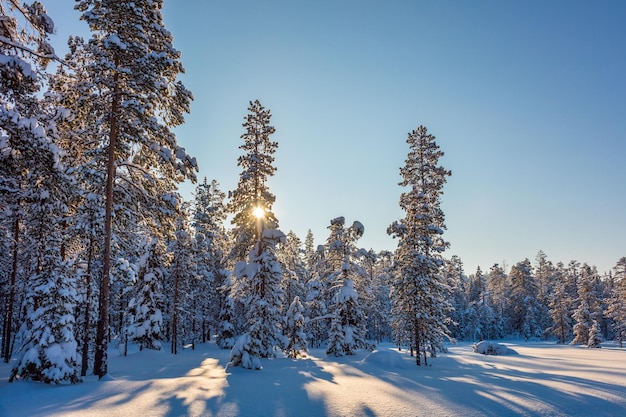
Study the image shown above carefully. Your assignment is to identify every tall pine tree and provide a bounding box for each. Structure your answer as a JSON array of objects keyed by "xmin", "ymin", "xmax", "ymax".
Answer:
[
  {"xmin": 388, "ymin": 125, "xmax": 452, "ymax": 366},
  {"xmin": 74, "ymin": 0, "xmax": 197, "ymax": 378}
]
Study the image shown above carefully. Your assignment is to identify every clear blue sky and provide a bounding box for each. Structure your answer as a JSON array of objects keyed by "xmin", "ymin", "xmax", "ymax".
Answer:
[{"xmin": 45, "ymin": 0, "xmax": 625, "ymax": 274}]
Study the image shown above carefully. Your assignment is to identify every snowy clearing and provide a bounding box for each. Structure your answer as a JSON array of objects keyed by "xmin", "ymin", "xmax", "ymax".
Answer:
[{"xmin": 1, "ymin": 341, "xmax": 625, "ymax": 417}]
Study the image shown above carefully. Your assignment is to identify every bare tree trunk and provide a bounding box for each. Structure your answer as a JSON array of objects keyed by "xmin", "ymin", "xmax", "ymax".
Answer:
[
  {"xmin": 80, "ymin": 240, "xmax": 94, "ymax": 376},
  {"xmin": 414, "ymin": 318, "xmax": 421, "ymax": 366},
  {"xmin": 171, "ymin": 260, "xmax": 179, "ymax": 355},
  {"xmin": 94, "ymin": 62, "xmax": 120, "ymax": 379},
  {"xmin": 2, "ymin": 217, "xmax": 20, "ymax": 363}
]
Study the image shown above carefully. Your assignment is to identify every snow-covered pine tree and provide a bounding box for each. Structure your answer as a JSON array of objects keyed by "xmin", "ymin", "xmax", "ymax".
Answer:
[
  {"xmin": 126, "ymin": 238, "xmax": 167, "ymax": 351},
  {"xmin": 571, "ymin": 264, "xmax": 603, "ymax": 346},
  {"xmin": 229, "ymin": 228, "xmax": 286, "ymax": 369},
  {"xmin": 227, "ymin": 100, "xmax": 278, "ymax": 264},
  {"xmin": 360, "ymin": 250, "xmax": 393, "ymax": 343},
  {"xmin": 587, "ymin": 320, "xmax": 602, "ymax": 348},
  {"xmin": 216, "ymin": 289, "xmax": 236, "ymax": 349},
  {"xmin": 226, "ymin": 100, "xmax": 286, "ymax": 369},
  {"xmin": 509, "ymin": 259, "xmax": 541, "ymax": 340},
  {"xmin": 444, "ymin": 256, "xmax": 468, "ymax": 341},
  {"xmin": 547, "ymin": 262, "xmax": 572, "ymax": 344},
  {"xmin": 279, "ymin": 231, "xmax": 308, "ymax": 319},
  {"xmin": 192, "ymin": 178, "xmax": 228, "ymax": 342},
  {"xmin": 387, "ymin": 125, "xmax": 452, "ymax": 366},
  {"xmin": 486, "ymin": 263, "xmax": 509, "ymax": 337},
  {"xmin": 303, "ymin": 229, "xmax": 316, "ymax": 270},
  {"xmin": 304, "ymin": 271, "xmax": 328, "ymax": 348},
  {"xmin": 324, "ymin": 218, "xmax": 370, "ymax": 356},
  {"xmin": 48, "ymin": 35, "xmax": 109, "ymax": 377},
  {"xmin": 0, "ymin": 0, "xmax": 59, "ymax": 364},
  {"xmin": 74, "ymin": 0, "xmax": 197, "ymax": 378},
  {"xmin": 326, "ymin": 278, "xmax": 370, "ymax": 356},
  {"xmin": 9, "ymin": 228, "xmax": 81, "ymax": 384},
  {"xmin": 606, "ymin": 257, "xmax": 626, "ymax": 348},
  {"xmin": 534, "ymin": 251, "xmax": 555, "ymax": 337},
  {"xmin": 168, "ymin": 204, "xmax": 196, "ymax": 354},
  {"xmin": 284, "ymin": 296, "xmax": 308, "ymax": 358}
]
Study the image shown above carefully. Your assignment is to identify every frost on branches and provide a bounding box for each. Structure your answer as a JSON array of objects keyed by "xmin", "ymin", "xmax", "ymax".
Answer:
[
  {"xmin": 10, "ymin": 262, "xmax": 81, "ymax": 384},
  {"xmin": 388, "ymin": 125, "xmax": 453, "ymax": 366},
  {"xmin": 229, "ymin": 229, "xmax": 286, "ymax": 369},
  {"xmin": 126, "ymin": 239, "xmax": 166, "ymax": 351},
  {"xmin": 284, "ymin": 296, "xmax": 308, "ymax": 358}
]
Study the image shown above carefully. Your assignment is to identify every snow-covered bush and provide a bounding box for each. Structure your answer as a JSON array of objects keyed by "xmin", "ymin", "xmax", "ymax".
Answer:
[
  {"xmin": 228, "ymin": 333, "xmax": 261, "ymax": 370},
  {"xmin": 473, "ymin": 341, "xmax": 510, "ymax": 355}
]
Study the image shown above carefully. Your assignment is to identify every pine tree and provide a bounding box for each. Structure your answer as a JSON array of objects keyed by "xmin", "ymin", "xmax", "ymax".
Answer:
[
  {"xmin": 303, "ymin": 229, "xmax": 316, "ymax": 270},
  {"xmin": 0, "ymin": 0, "xmax": 60, "ymax": 365},
  {"xmin": 534, "ymin": 251, "xmax": 555, "ymax": 339},
  {"xmin": 279, "ymin": 231, "xmax": 308, "ymax": 317},
  {"xmin": 9, "ymin": 258, "xmax": 81, "ymax": 384},
  {"xmin": 326, "ymin": 278, "xmax": 369, "ymax": 356},
  {"xmin": 284, "ymin": 296, "xmax": 308, "ymax": 358},
  {"xmin": 571, "ymin": 264, "xmax": 603, "ymax": 346},
  {"xmin": 486, "ymin": 263, "xmax": 509, "ymax": 337},
  {"xmin": 509, "ymin": 259, "xmax": 541, "ymax": 339},
  {"xmin": 228, "ymin": 100, "xmax": 278, "ymax": 263},
  {"xmin": 319, "ymin": 217, "xmax": 369, "ymax": 356},
  {"xmin": 606, "ymin": 257, "xmax": 626, "ymax": 347},
  {"xmin": 192, "ymin": 178, "xmax": 228, "ymax": 343},
  {"xmin": 168, "ymin": 205, "xmax": 197, "ymax": 354},
  {"xmin": 74, "ymin": 0, "xmax": 197, "ymax": 378},
  {"xmin": 126, "ymin": 238, "xmax": 166, "ymax": 351},
  {"xmin": 230, "ymin": 229, "xmax": 286, "ymax": 368},
  {"xmin": 388, "ymin": 125, "xmax": 452, "ymax": 366},
  {"xmin": 547, "ymin": 263, "xmax": 573, "ymax": 344}
]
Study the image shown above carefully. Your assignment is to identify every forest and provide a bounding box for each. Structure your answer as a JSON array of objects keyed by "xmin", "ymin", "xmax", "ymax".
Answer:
[{"xmin": 2, "ymin": 0, "xmax": 626, "ymax": 385}]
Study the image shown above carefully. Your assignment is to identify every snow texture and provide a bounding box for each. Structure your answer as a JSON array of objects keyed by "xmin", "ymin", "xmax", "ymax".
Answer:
[{"xmin": 2, "ymin": 340, "xmax": 626, "ymax": 416}]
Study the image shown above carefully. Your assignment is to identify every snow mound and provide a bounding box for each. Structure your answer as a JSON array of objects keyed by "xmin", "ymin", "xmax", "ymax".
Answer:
[
  {"xmin": 473, "ymin": 341, "xmax": 514, "ymax": 355},
  {"xmin": 361, "ymin": 349, "xmax": 409, "ymax": 369}
]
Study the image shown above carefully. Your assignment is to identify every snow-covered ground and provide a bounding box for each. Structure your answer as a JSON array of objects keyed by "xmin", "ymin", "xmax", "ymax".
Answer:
[{"xmin": 1, "ymin": 340, "xmax": 625, "ymax": 417}]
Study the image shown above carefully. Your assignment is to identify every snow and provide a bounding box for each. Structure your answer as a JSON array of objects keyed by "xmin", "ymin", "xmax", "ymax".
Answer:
[
  {"xmin": 473, "ymin": 340, "xmax": 514, "ymax": 355},
  {"xmin": 1, "ymin": 340, "xmax": 625, "ymax": 416}
]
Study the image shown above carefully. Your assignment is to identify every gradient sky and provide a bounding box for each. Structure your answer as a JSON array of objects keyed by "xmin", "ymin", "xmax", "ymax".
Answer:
[{"xmin": 44, "ymin": 1, "xmax": 625, "ymax": 274}]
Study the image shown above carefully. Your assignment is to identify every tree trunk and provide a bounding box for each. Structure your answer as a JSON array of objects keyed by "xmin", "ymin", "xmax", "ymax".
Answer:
[
  {"xmin": 414, "ymin": 318, "xmax": 421, "ymax": 366},
  {"xmin": 171, "ymin": 259, "xmax": 179, "ymax": 355},
  {"xmin": 94, "ymin": 61, "xmax": 120, "ymax": 379},
  {"xmin": 2, "ymin": 217, "xmax": 20, "ymax": 363},
  {"xmin": 80, "ymin": 240, "xmax": 95, "ymax": 377}
]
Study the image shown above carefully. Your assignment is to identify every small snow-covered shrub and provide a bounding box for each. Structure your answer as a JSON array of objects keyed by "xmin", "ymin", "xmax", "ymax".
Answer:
[
  {"xmin": 228, "ymin": 333, "xmax": 261, "ymax": 370},
  {"xmin": 473, "ymin": 341, "xmax": 510, "ymax": 355}
]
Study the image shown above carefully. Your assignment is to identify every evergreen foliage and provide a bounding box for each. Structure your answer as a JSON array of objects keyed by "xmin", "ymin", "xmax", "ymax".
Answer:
[{"xmin": 388, "ymin": 125, "xmax": 452, "ymax": 366}]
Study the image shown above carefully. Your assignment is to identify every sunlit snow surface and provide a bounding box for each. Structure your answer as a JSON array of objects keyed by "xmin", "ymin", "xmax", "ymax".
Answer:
[{"xmin": 1, "ymin": 341, "xmax": 625, "ymax": 416}]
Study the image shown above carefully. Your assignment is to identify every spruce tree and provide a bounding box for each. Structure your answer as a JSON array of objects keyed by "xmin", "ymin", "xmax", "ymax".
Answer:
[{"xmin": 388, "ymin": 125, "xmax": 452, "ymax": 366}]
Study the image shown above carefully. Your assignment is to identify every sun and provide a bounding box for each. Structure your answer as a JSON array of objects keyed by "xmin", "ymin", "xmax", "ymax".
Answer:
[{"xmin": 252, "ymin": 206, "xmax": 265, "ymax": 219}]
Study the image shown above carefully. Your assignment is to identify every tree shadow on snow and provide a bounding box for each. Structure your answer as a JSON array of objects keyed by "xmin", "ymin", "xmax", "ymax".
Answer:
[
  {"xmin": 364, "ymin": 347, "xmax": 626, "ymax": 417},
  {"xmin": 200, "ymin": 356, "xmax": 334, "ymax": 417}
]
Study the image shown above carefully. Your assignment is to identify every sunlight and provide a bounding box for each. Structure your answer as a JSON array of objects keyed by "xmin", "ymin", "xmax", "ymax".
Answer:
[{"xmin": 253, "ymin": 206, "xmax": 265, "ymax": 219}]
